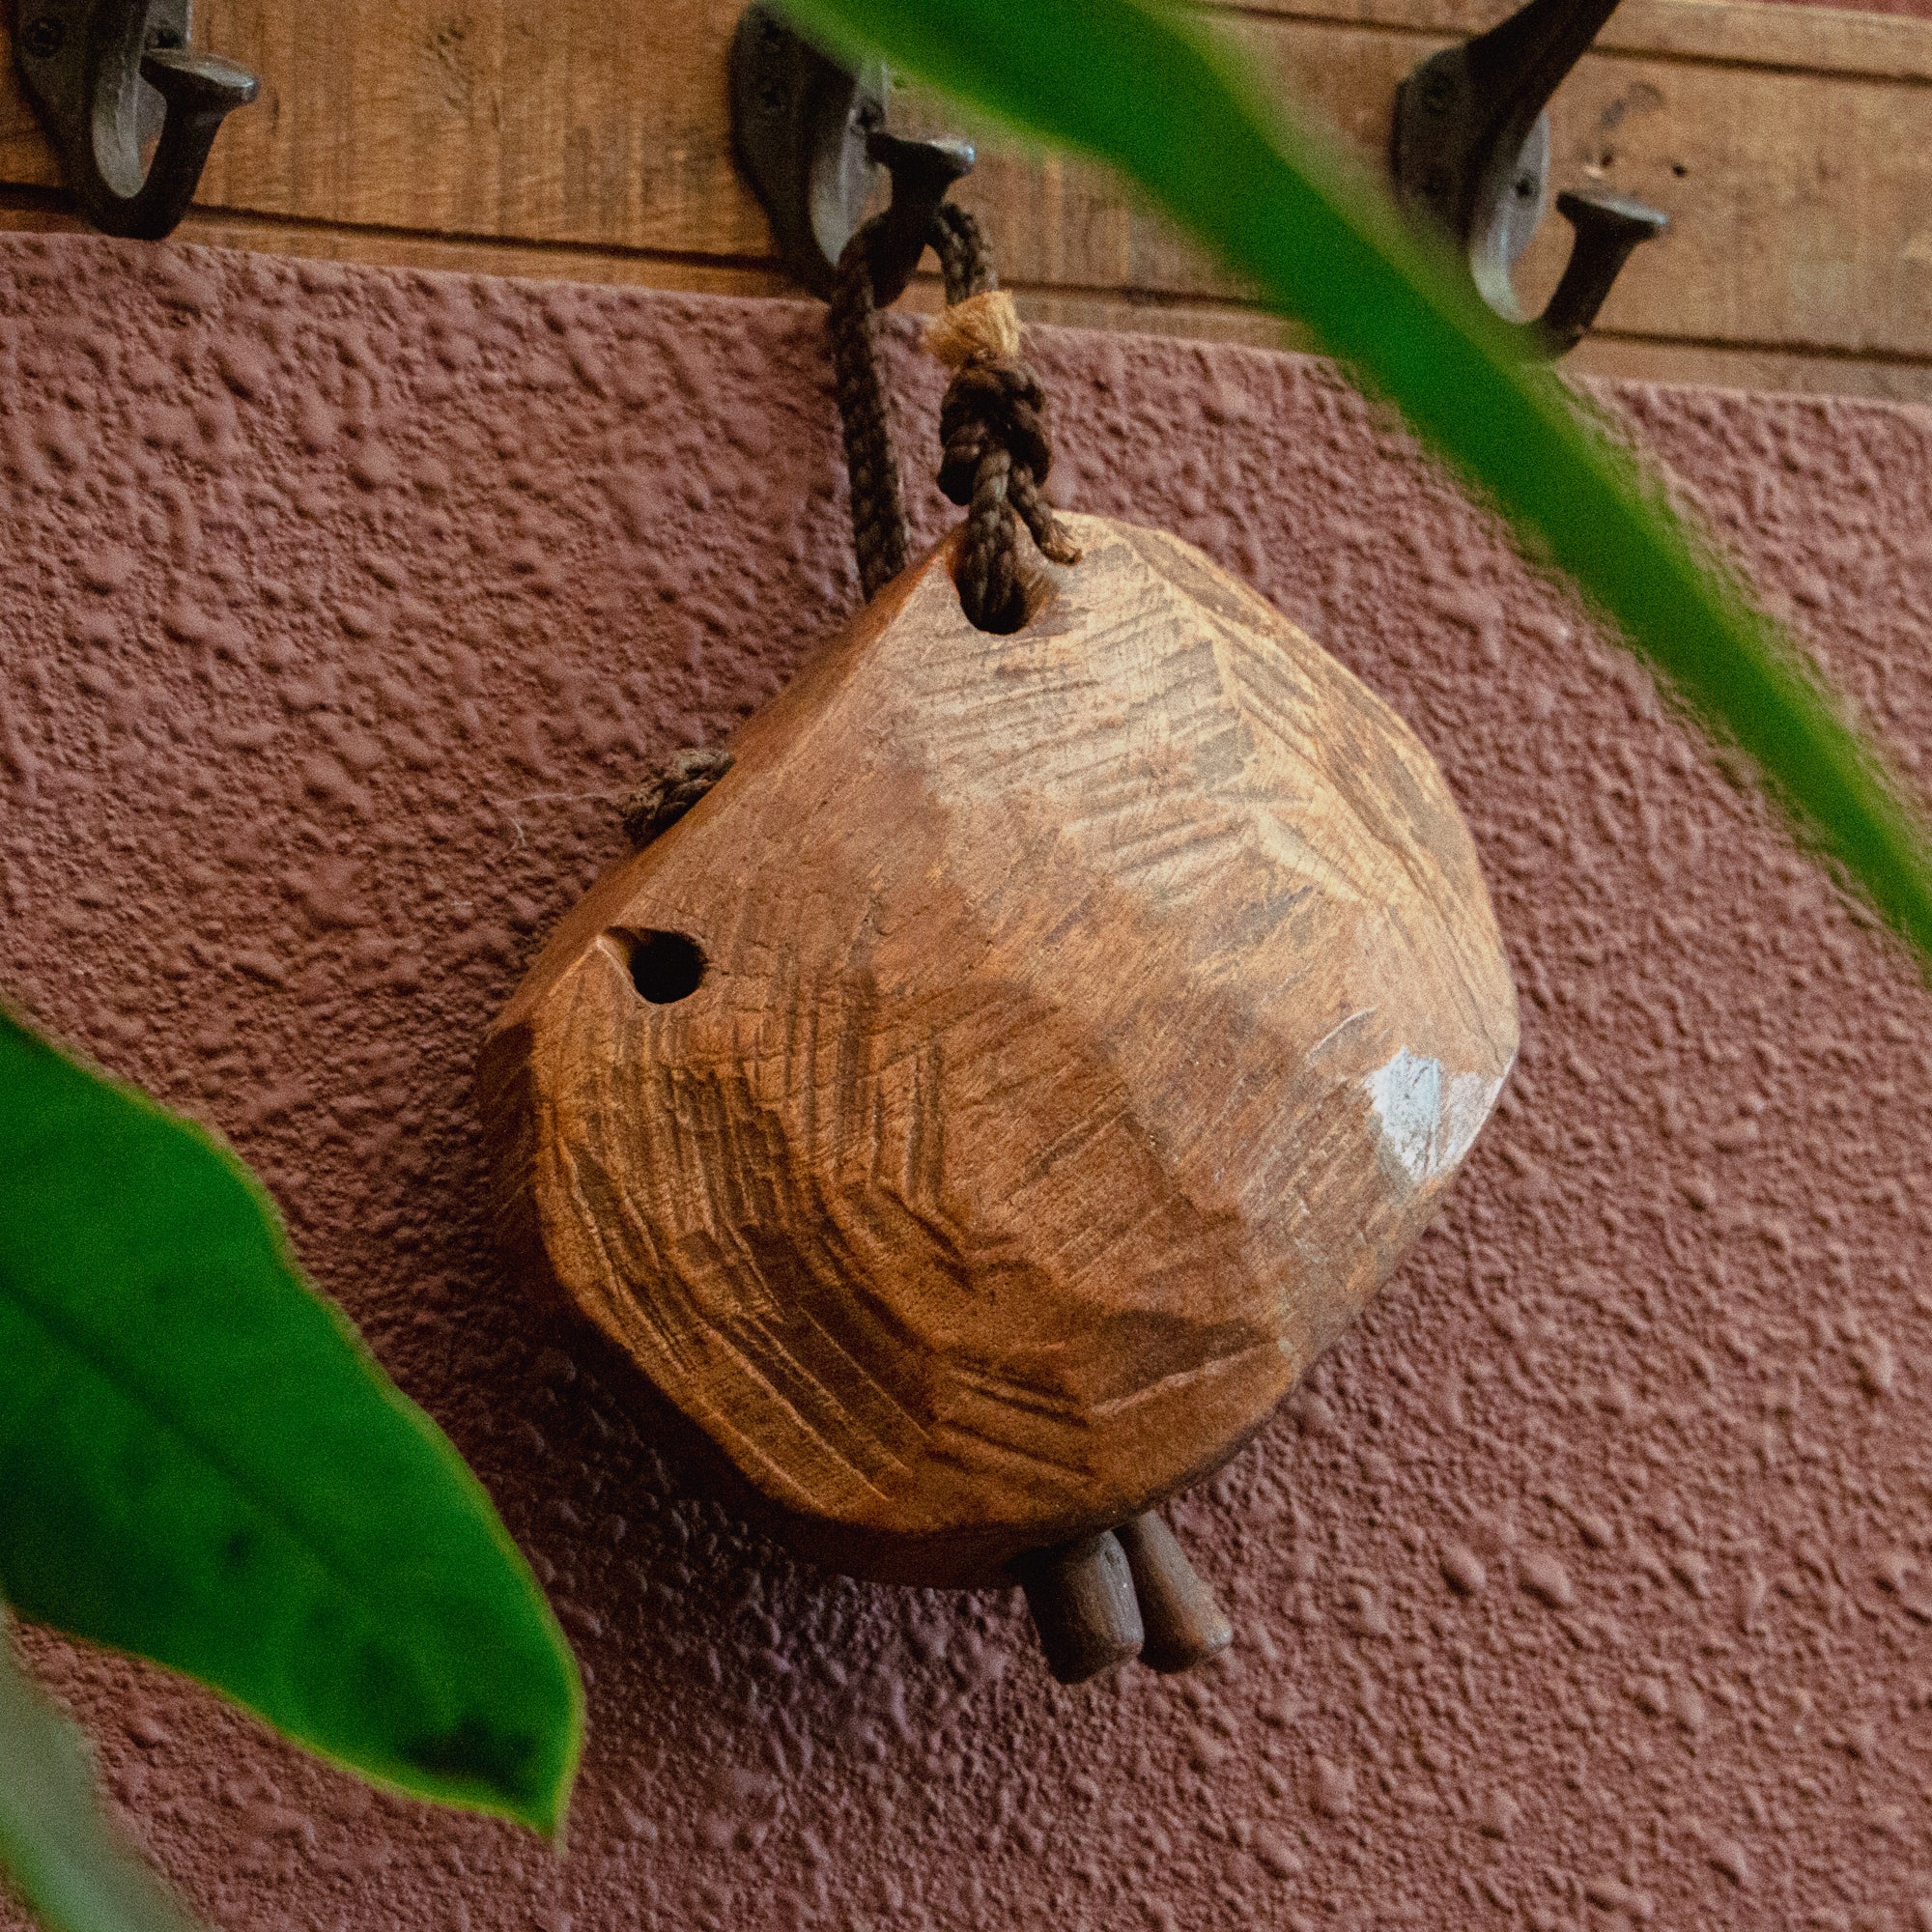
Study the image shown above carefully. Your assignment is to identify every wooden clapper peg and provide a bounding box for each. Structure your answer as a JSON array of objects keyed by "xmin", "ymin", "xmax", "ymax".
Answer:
[
  {"xmin": 480, "ymin": 515, "xmax": 1518, "ymax": 1681},
  {"xmin": 1015, "ymin": 1513, "xmax": 1234, "ymax": 1684}
]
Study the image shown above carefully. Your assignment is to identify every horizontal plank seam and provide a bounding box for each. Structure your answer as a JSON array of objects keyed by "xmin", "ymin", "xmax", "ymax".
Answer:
[
  {"xmin": 1204, "ymin": 0, "xmax": 1932, "ymax": 84},
  {"xmin": 967, "ymin": 274, "xmax": 1932, "ymax": 369},
  {"xmin": 957, "ymin": 272, "xmax": 1281, "ymax": 312},
  {"xmin": 0, "ymin": 185, "xmax": 795, "ymax": 280},
  {"xmin": 187, "ymin": 201, "xmax": 789, "ymax": 278},
  {"xmin": 1589, "ymin": 326, "xmax": 1932, "ymax": 371}
]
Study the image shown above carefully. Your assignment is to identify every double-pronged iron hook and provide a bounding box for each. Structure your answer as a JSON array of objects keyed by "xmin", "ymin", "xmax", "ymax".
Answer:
[
  {"xmin": 728, "ymin": 1, "xmax": 974, "ymax": 304},
  {"xmin": 1391, "ymin": 0, "xmax": 1667, "ymax": 357},
  {"xmin": 13, "ymin": 0, "xmax": 257, "ymax": 242}
]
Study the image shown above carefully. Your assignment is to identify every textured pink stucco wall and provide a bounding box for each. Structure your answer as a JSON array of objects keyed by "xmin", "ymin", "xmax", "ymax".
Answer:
[{"xmin": 3, "ymin": 234, "xmax": 1932, "ymax": 1932}]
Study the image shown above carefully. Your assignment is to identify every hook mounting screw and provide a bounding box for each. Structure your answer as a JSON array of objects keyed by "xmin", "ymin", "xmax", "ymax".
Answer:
[
  {"xmin": 21, "ymin": 14, "xmax": 63, "ymax": 59},
  {"xmin": 14, "ymin": 0, "xmax": 258, "ymax": 242}
]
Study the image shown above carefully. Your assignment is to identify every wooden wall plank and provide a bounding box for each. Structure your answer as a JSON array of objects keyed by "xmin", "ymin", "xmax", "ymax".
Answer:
[
  {"xmin": 187, "ymin": 0, "xmax": 767, "ymax": 258},
  {"xmin": 1226, "ymin": 17, "xmax": 1932, "ymax": 357},
  {"xmin": 0, "ymin": 1, "xmax": 1924, "ymax": 402},
  {"xmin": 908, "ymin": 11, "xmax": 1932, "ymax": 368}
]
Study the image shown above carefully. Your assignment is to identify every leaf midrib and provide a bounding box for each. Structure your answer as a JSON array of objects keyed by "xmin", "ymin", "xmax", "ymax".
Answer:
[{"xmin": 0, "ymin": 1265, "xmax": 470, "ymax": 1652}]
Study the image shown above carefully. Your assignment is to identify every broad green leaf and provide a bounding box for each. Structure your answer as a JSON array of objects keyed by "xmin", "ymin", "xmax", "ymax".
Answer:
[
  {"xmin": 0, "ymin": 1009, "xmax": 582, "ymax": 1833},
  {"xmin": 0, "ymin": 1616, "xmax": 205, "ymax": 1932},
  {"xmin": 785, "ymin": 0, "xmax": 1932, "ymax": 961}
]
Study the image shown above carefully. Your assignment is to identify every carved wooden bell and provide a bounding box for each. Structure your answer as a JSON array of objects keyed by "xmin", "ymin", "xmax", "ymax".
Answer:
[{"xmin": 481, "ymin": 514, "xmax": 1517, "ymax": 1680}]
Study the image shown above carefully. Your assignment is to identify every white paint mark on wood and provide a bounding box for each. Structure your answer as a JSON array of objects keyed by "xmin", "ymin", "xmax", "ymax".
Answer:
[{"xmin": 1363, "ymin": 1048, "xmax": 1504, "ymax": 1186}]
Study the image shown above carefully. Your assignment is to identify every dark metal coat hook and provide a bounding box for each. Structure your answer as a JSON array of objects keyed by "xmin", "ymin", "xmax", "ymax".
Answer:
[
  {"xmin": 729, "ymin": 2, "xmax": 973, "ymax": 304},
  {"xmin": 14, "ymin": 0, "xmax": 257, "ymax": 242},
  {"xmin": 1391, "ymin": 0, "xmax": 1666, "ymax": 357}
]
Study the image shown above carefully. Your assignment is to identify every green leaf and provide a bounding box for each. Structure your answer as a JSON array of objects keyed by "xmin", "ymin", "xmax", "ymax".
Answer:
[
  {"xmin": 0, "ymin": 1617, "xmax": 205, "ymax": 1932},
  {"xmin": 785, "ymin": 0, "xmax": 1932, "ymax": 961},
  {"xmin": 0, "ymin": 1009, "xmax": 582, "ymax": 1833}
]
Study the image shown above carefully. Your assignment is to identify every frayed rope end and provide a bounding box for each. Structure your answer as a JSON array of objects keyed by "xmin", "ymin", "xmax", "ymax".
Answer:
[{"xmin": 923, "ymin": 290, "xmax": 1023, "ymax": 370}]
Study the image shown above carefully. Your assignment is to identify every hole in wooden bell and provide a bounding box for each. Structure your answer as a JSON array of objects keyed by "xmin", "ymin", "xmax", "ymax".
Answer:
[{"xmin": 619, "ymin": 929, "xmax": 706, "ymax": 1005}]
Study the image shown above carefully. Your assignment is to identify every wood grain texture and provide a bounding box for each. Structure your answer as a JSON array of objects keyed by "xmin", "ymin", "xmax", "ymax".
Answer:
[
  {"xmin": 480, "ymin": 516, "xmax": 1519, "ymax": 1584},
  {"xmin": 2, "ymin": 0, "xmax": 1928, "ymax": 398},
  {"xmin": 953, "ymin": 11, "xmax": 1932, "ymax": 359}
]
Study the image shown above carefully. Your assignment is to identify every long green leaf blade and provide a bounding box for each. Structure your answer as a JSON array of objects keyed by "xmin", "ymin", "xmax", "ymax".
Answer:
[
  {"xmin": 0, "ymin": 1009, "xmax": 582, "ymax": 1833},
  {"xmin": 0, "ymin": 1618, "xmax": 205, "ymax": 1932},
  {"xmin": 787, "ymin": 0, "xmax": 1932, "ymax": 959}
]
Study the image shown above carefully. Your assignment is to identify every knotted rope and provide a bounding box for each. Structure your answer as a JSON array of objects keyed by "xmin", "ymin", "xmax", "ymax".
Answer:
[
  {"xmin": 829, "ymin": 202, "xmax": 1079, "ymax": 630},
  {"xmin": 926, "ymin": 287, "xmax": 1081, "ymax": 634},
  {"xmin": 620, "ymin": 747, "xmax": 734, "ymax": 849}
]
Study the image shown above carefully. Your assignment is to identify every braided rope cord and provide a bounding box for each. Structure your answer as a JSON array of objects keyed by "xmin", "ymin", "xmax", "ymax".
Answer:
[
  {"xmin": 625, "ymin": 206, "xmax": 1077, "ymax": 844},
  {"xmin": 829, "ymin": 203, "xmax": 1076, "ymax": 631}
]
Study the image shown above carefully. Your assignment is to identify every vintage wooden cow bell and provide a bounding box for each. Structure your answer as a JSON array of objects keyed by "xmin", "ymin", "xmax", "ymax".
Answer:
[{"xmin": 481, "ymin": 511, "xmax": 1519, "ymax": 1682}]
